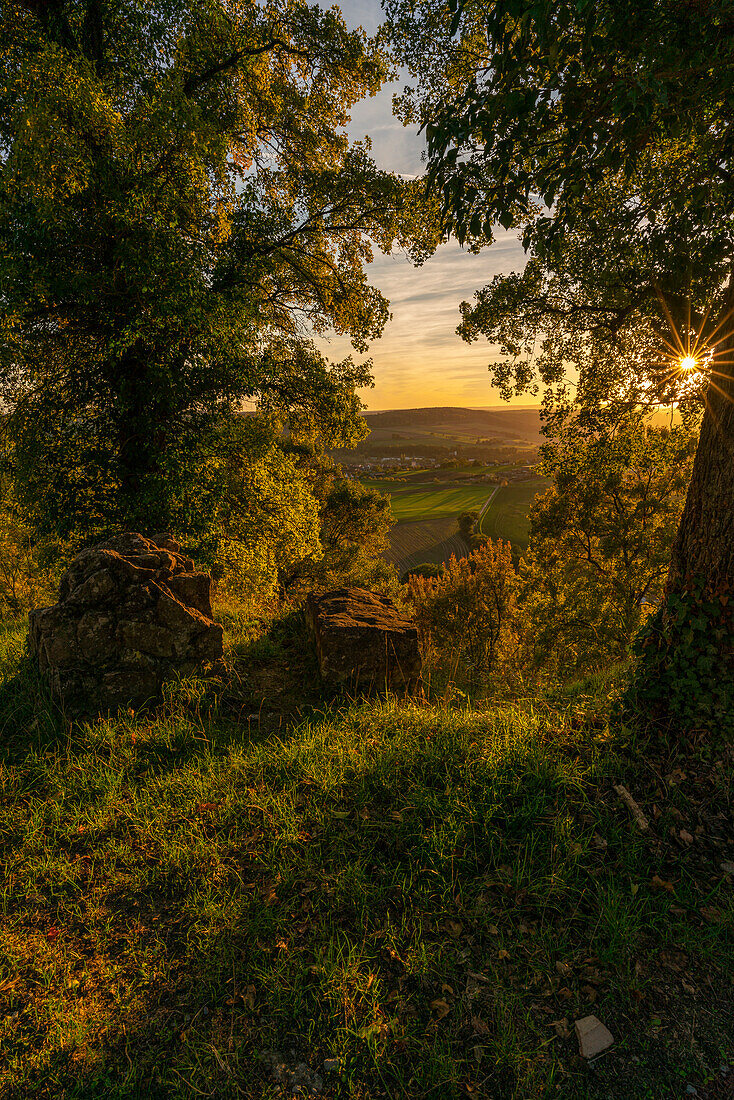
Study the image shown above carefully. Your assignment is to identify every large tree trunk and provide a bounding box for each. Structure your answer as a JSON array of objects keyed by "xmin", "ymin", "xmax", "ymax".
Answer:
[
  {"xmin": 633, "ymin": 277, "xmax": 734, "ymax": 732},
  {"xmin": 667, "ymin": 276, "xmax": 734, "ymax": 595},
  {"xmin": 116, "ymin": 345, "xmax": 169, "ymax": 532}
]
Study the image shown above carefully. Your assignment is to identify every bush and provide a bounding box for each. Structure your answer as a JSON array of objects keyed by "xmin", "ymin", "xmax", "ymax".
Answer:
[
  {"xmin": 406, "ymin": 540, "xmax": 517, "ymax": 692},
  {"xmin": 0, "ymin": 505, "xmax": 62, "ymax": 616},
  {"xmin": 400, "ymin": 562, "xmax": 444, "ymax": 584}
]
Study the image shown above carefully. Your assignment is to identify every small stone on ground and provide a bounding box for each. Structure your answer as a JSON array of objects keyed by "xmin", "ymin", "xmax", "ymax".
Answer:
[{"xmin": 575, "ymin": 1014, "xmax": 614, "ymax": 1059}]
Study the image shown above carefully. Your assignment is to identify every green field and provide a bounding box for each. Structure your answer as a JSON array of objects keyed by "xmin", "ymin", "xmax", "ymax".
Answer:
[
  {"xmin": 384, "ymin": 484, "xmax": 495, "ymax": 522},
  {"xmin": 479, "ymin": 477, "xmax": 549, "ymax": 547},
  {"xmin": 360, "ymin": 470, "xmax": 548, "ymax": 572}
]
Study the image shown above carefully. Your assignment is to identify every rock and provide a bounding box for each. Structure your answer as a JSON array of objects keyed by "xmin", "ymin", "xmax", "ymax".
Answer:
[
  {"xmin": 575, "ymin": 1015, "xmax": 614, "ymax": 1059},
  {"xmin": 28, "ymin": 532, "xmax": 223, "ymax": 715},
  {"xmin": 305, "ymin": 587, "xmax": 421, "ymax": 694}
]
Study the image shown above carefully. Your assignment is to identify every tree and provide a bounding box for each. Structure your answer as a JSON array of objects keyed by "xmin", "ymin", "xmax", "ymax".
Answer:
[
  {"xmin": 0, "ymin": 0, "xmax": 436, "ymax": 538},
  {"xmin": 407, "ymin": 539, "xmax": 517, "ymax": 691},
  {"xmin": 457, "ymin": 508, "xmax": 479, "ymax": 540},
  {"xmin": 387, "ymin": 0, "xmax": 734, "ymax": 727},
  {"xmin": 313, "ymin": 477, "xmax": 396, "ymax": 588},
  {"xmin": 522, "ymin": 419, "xmax": 695, "ymax": 675}
]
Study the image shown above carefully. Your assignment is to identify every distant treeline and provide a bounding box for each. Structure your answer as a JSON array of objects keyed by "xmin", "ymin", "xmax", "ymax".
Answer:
[{"xmin": 337, "ymin": 441, "xmax": 538, "ymax": 463}]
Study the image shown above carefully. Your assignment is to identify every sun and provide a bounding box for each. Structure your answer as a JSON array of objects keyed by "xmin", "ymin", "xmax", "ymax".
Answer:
[{"xmin": 679, "ymin": 355, "xmax": 697, "ymax": 372}]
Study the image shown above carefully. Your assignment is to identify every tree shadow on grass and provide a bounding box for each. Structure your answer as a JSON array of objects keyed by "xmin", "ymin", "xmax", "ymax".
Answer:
[{"xmin": 3, "ymin": 703, "xmax": 732, "ymax": 1100}]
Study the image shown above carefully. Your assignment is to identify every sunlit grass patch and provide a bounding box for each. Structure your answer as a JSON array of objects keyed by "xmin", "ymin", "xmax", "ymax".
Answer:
[{"xmin": 0, "ymin": 637, "xmax": 731, "ymax": 1098}]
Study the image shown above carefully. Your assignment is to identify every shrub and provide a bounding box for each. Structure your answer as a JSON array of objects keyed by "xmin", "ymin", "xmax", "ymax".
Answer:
[
  {"xmin": 0, "ymin": 503, "xmax": 62, "ymax": 616},
  {"xmin": 401, "ymin": 562, "xmax": 444, "ymax": 584},
  {"xmin": 406, "ymin": 539, "xmax": 517, "ymax": 692}
]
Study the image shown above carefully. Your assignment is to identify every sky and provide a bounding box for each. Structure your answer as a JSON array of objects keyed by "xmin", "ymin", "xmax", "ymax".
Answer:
[{"xmin": 313, "ymin": 0, "xmax": 531, "ymax": 410}]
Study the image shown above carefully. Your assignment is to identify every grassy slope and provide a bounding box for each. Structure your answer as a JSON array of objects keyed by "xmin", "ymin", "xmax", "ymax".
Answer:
[
  {"xmin": 0, "ymin": 616, "xmax": 732, "ymax": 1100},
  {"xmin": 360, "ymin": 408, "xmax": 543, "ymax": 447}
]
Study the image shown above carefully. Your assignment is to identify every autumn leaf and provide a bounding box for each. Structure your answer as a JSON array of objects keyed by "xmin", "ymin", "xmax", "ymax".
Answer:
[{"xmin": 430, "ymin": 998, "xmax": 450, "ymax": 1019}]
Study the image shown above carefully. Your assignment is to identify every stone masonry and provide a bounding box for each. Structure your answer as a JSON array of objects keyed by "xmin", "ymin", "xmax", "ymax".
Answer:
[{"xmin": 28, "ymin": 532, "xmax": 223, "ymax": 714}]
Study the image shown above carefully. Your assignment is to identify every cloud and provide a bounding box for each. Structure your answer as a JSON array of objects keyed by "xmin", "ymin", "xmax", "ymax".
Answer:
[{"xmin": 316, "ymin": 0, "xmax": 530, "ymax": 409}]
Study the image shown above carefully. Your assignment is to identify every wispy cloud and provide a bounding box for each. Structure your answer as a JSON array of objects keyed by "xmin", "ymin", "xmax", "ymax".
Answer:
[{"xmin": 319, "ymin": 0, "xmax": 530, "ymax": 409}]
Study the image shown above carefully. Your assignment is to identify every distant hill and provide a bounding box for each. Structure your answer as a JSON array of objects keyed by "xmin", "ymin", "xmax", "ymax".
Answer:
[{"xmin": 360, "ymin": 406, "xmax": 543, "ymax": 446}]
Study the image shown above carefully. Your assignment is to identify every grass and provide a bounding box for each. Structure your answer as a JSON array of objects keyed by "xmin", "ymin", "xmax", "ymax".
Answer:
[
  {"xmin": 0, "ymin": 613, "xmax": 732, "ymax": 1099},
  {"xmin": 479, "ymin": 478, "xmax": 550, "ymax": 547},
  {"xmin": 364, "ymin": 483, "xmax": 495, "ymax": 523}
]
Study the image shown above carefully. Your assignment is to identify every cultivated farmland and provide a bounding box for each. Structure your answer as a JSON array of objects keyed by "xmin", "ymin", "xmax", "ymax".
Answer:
[
  {"xmin": 363, "ymin": 467, "xmax": 549, "ymax": 575},
  {"xmin": 382, "ymin": 517, "xmax": 468, "ymax": 577},
  {"xmin": 378, "ymin": 482, "xmax": 495, "ymax": 522},
  {"xmin": 479, "ymin": 476, "xmax": 550, "ymax": 547},
  {"xmin": 363, "ymin": 474, "xmax": 496, "ymax": 576}
]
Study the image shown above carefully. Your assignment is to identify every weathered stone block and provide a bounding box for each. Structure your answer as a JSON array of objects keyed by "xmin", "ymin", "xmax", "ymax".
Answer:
[
  {"xmin": 305, "ymin": 587, "xmax": 421, "ymax": 694},
  {"xmin": 28, "ymin": 533, "xmax": 223, "ymax": 715}
]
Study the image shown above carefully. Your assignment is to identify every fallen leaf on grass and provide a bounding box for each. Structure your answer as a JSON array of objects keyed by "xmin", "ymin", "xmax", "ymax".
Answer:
[
  {"xmin": 651, "ymin": 875, "xmax": 675, "ymax": 893},
  {"xmin": 471, "ymin": 1016, "xmax": 490, "ymax": 1035},
  {"xmin": 551, "ymin": 1019, "xmax": 571, "ymax": 1039},
  {"xmin": 498, "ymin": 949, "xmax": 510, "ymax": 961},
  {"xmin": 357, "ymin": 1020, "xmax": 382, "ymax": 1039},
  {"xmin": 430, "ymin": 999, "xmax": 450, "ymax": 1019}
]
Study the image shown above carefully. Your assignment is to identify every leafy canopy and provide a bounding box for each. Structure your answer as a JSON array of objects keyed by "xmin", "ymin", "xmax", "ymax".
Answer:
[
  {"xmin": 387, "ymin": 0, "xmax": 734, "ymax": 420},
  {"xmin": 0, "ymin": 0, "xmax": 438, "ymax": 537}
]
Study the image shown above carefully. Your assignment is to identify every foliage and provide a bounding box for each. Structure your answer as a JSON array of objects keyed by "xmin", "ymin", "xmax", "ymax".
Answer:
[
  {"xmin": 0, "ymin": 619, "xmax": 731, "ymax": 1097},
  {"xmin": 0, "ymin": 504, "xmax": 61, "ymax": 616},
  {"xmin": 0, "ymin": 0, "xmax": 439, "ymax": 537},
  {"xmin": 520, "ymin": 420, "xmax": 695, "ymax": 676},
  {"xmin": 457, "ymin": 508, "xmax": 479, "ymax": 540},
  {"xmin": 0, "ymin": 458, "xmax": 63, "ymax": 614},
  {"xmin": 627, "ymin": 581, "xmax": 734, "ymax": 735},
  {"xmin": 385, "ymin": 0, "xmax": 734, "ymax": 469},
  {"xmin": 386, "ymin": 0, "xmax": 734, "ymax": 452},
  {"xmin": 406, "ymin": 539, "xmax": 517, "ymax": 690},
  {"xmin": 193, "ymin": 416, "xmax": 323, "ymax": 604},
  {"xmin": 401, "ymin": 561, "xmax": 444, "ymax": 583},
  {"xmin": 285, "ymin": 472, "xmax": 398, "ymax": 594},
  {"xmin": 388, "ymin": 0, "xmax": 734, "ymax": 247}
]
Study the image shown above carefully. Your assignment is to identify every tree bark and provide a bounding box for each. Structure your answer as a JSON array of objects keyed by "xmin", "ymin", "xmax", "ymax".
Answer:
[
  {"xmin": 630, "ymin": 275, "xmax": 734, "ymax": 731},
  {"xmin": 667, "ymin": 275, "xmax": 734, "ymax": 597},
  {"xmin": 116, "ymin": 346, "xmax": 169, "ymax": 532}
]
